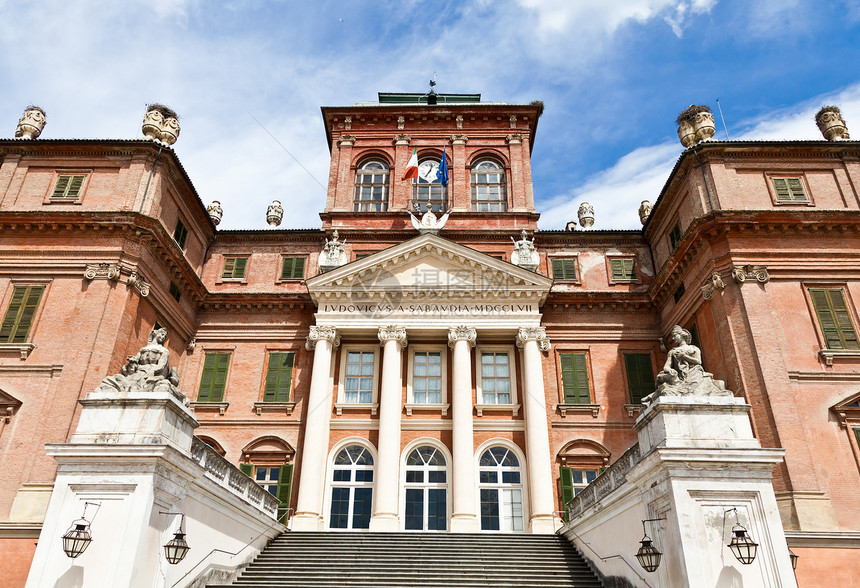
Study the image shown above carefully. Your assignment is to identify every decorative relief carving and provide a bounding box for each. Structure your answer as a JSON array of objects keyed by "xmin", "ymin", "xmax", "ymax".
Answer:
[
  {"xmin": 344, "ymin": 115, "xmax": 352, "ymax": 130},
  {"xmin": 206, "ymin": 201, "xmax": 223, "ymax": 226},
  {"xmin": 448, "ymin": 326, "xmax": 477, "ymax": 348},
  {"xmin": 266, "ymin": 200, "xmax": 283, "ymax": 227},
  {"xmin": 397, "ymin": 116, "xmax": 405, "ymax": 130},
  {"xmin": 337, "ymin": 134, "xmax": 356, "ymax": 146},
  {"xmin": 409, "ymin": 204, "xmax": 451, "ymax": 235},
  {"xmin": 378, "ymin": 325, "xmax": 407, "ymax": 347},
  {"xmin": 393, "ymin": 134, "xmax": 411, "ymax": 145},
  {"xmin": 126, "ymin": 271, "xmax": 150, "ymax": 297},
  {"xmin": 455, "ymin": 115, "xmax": 463, "ymax": 129},
  {"xmin": 510, "ymin": 230, "xmax": 539, "ymax": 271},
  {"xmin": 319, "ymin": 230, "xmax": 348, "ymax": 272},
  {"xmin": 731, "ymin": 265, "xmax": 770, "ymax": 284},
  {"xmin": 15, "ymin": 106, "xmax": 46, "ymax": 140},
  {"xmin": 306, "ymin": 325, "xmax": 340, "ymax": 351},
  {"xmin": 701, "ymin": 271, "xmax": 725, "ymax": 300},
  {"xmin": 509, "ymin": 115, "xmax": 517, "ymax": 129},
  {"xmin": 516, "ymin": 326, "xmax": 551, "ymax": 352},
  {"xmin": 506, "ymin": 133, "xmax": 523, "ymax": 145},
  {"xmin": 84, "ymin": 263, "xmax": 121, "ymax": 281},
  {"xmin": 578, "ymin": 202, "xmax": 595, "ymax": 228},
  {"xmin": 450, "ymin": 134, "xmax": 468, "ymax": 145}
]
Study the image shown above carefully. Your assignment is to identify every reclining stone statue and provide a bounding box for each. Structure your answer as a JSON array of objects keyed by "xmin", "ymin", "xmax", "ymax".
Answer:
[
  {"xmin": 96, "ymin": 327, "xmax": 185, "ymax": 403},
  {"xmin": 641, "ymin": 324, "xmax": 732, "ymax": 405}
]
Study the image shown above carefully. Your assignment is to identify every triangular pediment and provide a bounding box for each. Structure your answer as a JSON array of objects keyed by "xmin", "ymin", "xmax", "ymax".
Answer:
[
  {"xmin": 0, "ymin": 386, "xmax": 22, "ymax": 420},
  {"xmin": 832, "ymin": 391, "xmax": 860, "ymax": 427}
]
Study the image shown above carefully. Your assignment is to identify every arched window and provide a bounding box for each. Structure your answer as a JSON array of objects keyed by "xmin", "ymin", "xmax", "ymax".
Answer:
[
  {"xmin": 478, "ymin": 446, "xmax": 523, "ymax": 531},
  {"xmin": 412, "ymin": 157, "xmax": 448, "ymax": 213},
  {"xmin": 329, "ymin": 444, "xmax": 374, "ymax": 529},
  {"xmin": 471, "ymin": 159, "xmax": 507, "ymax": 212},
  {"xmin": 404, "ymin": 445, "xmax": 448, "ymax": 531},
  {"xmin": 354, "ymin": 159, "xmax": 389, "ymax": 212}
]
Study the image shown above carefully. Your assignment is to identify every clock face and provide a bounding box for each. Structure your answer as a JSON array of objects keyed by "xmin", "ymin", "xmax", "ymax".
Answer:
[{"xmin": 418, "ymin": 161, "xmax": 439, "ymax": 183}]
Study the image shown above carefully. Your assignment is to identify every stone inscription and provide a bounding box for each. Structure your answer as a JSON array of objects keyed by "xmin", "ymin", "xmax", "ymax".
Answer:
[{"xmin": 320, "ymin": 303, "xmax": 537, "ymax": 317}]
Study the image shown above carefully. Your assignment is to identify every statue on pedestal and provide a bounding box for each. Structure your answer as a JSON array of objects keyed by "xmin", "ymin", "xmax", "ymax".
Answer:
[
  {"xmin": 319, "ymin": 230, "xmax": 348, "ymax": 272},
  {"xmin": 642, "ymin": 325, "xmax": 731, "ymax": 405},
  {"xmin": 96, "ymin": 328, "xmax": 183, "ymax": 400},
  {"xmin": 510, "ymin": 229, "xmax": 539, "ymax": 271}
]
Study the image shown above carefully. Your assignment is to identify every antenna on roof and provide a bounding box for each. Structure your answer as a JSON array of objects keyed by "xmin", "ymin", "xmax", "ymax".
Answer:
[
  {"xmin": 716, "ymin": 98, "xmax": 730, "ymax": 140},
  {"xmin": 427, "ymin": 73, "xmax": 438, "ymax": 105}
]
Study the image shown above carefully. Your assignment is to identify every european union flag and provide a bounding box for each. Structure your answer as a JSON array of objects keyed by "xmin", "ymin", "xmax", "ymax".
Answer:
[{"xmin": 436, "ymin": 147, "xmax": 449, "ymax": 187}]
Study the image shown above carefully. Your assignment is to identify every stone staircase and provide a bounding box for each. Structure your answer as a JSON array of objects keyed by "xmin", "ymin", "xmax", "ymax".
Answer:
[{"xmin": 208, "ymin": 531, "xmax": 604, "ymax": 587}]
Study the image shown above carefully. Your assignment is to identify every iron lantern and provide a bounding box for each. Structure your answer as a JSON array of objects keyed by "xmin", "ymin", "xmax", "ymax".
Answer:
[
  {"xmin": 728, "ymin": 524, "xmax": 758, "ymax": 565},
  {"xmin": 635, "ymin": 535, "xmax": 663, "ymax": 572},
  {"xmin": 161, "ymin": 511, "xmax": 190, "ymax": 564},
  {"xmin": 61, "ymin": 522, "xmax": 93, "ymax": 558}
]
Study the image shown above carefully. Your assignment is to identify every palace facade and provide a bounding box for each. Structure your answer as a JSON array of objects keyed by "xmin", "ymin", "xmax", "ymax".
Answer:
[{"xmin": 1, "ymin": 94, "xmax": 859, "ymax": 586}]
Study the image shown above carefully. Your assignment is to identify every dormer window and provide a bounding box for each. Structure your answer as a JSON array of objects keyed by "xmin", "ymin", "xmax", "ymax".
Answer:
[
  {"xmin": 412, "ymin": 158, "xmax": 448, "ymax": 213},
  {"xmin": 354, "ymin": 159, "xmax": 389, "ymax": 212},
  {"xmin": 471, "ymin": 159, "xmax": 507, "ymax": 212}
]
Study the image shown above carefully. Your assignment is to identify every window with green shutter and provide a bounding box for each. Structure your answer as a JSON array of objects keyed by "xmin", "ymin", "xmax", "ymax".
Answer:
[
  {"xmin": 809, "ymin": 288, "xmax": 859, "ymax": 350},
  {"xmin": 551, "ymin": 258, "xmax": 577, "ymax": 281},
  {"xmin": 173, "ymin": 218, "xmax": 188, "ymax": 249},
  {"xmin": 197, "ymin": 352, "xmax": 231, "ymax": 402},
  {"xmin": 245, "ymin": 464, "xmax": 293, "ymax": 522},
  {"xmin": 280, "ymin": 257, "xmax": 306, "ymax": 280},
  {"xmin": 623, "ymin": 353, "xmax": 655, "ymax": 404},
  {"xmin": 222, "ymin": 257, "xmax": 248, "ymax": 279},
  {"xmin": 239, "ymin": 463, "xmax": 253, "ymax": 476},
  {"xmin": 263, "ymin": 352, "xmax": 295, "ymax": 402},
  {"xmin": 669, "ymin": 223, "xmax": 682, "ymax": 250},
  {"xmin": 559, "ymin": 466, "xmax": 574, "ymax": 522},
  {"xmin": 0, "ymin": 285, "xmax": 45, "ymax": 343},
  {"xmin": 276, "ymin": 464, "xmax": 294, "ymax": 522},
  {"xmin": 771, "ymin": 177, "xmax": 808, "ymax": 203},
  {"xmin": 609, "ymin": 258, "xmax": 635, "ymax": 281},
  {"xmin": 51, "ymin": 175, "xmax": 86, "ymax": 199},
  {"xmin": 559, "ymin": 352, "xmax": 590, "ymax": 404}
]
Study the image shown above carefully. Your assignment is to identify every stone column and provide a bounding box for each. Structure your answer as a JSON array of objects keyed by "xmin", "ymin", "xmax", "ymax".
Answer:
[
  {"xmin": 448, "ymin": 326, "xmax": 479, "ymax": 532},
  {"xmin": 516, "ymin": 326, "xmax": 556, "ymax": 533},
  {"xmin": 293, "ymin": 326, "xmax": 340, "ymax": 531},
  {"xmin": 370, "ymin": 325, "xmax": 407, "ymax": 530}
]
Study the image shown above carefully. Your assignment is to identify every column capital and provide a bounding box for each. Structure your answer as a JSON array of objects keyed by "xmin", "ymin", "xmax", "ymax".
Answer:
[
  {"xmin": 306, "ymin": 325, "xmax": 340, "ymax": 351},
  {"xmin": 393, "ymin": 134, "xmax": 411, "ymax": 146},
  {"xmin": 516, "ymin": 326, "xmax": 551, "ymax": 352},
  {"xmin": 448, "ymin": 326, "xmax": 477, "ymax": 348},
  {"xmin": 378, "ymin": 325, "xmax": 407, "ymax": 347},
  {"xmin": 506, "ymin": 133, "xmax": 524, "ymax": 145},
  {"xmin": 451, "ymin": 134, "xmax": 468, "ymax": 145},
  {"xmin": 337, "ymin": 134, "xmax": 356, "ymax": 147}
]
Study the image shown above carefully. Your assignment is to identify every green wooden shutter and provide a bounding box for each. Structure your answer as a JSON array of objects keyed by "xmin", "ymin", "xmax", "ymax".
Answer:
[
  {"xmin": 828, "ymin": 289, "xmax": 859, "ymax": 349},
  {"xmin": 773, "ymin": 177, "xmax": 807, "ymax": 202},
  {"xmin": 67, "ymin": 175, "xmax": 84, "ymax": 198},
  {"xmin": 222, "ymin": 257, "xmax": 236, "ymax": 278},
  {"xmin": 610, "ymin": 259, "xmax": 635, "ymax": 281},
  {"xmin": 560, "ymin": 353, "xmax": 590, "ymax": 404},
  {"xmin": 233, "ymin": 257, "xmax": 247, "ymax": 278},
  {"xmin": 772, "ymin": 178, "xmax": 791, "ymax": 201},
  {"xmin": 198, "ymin": 353, "xmax": 230, "ymax": 402},
  {"xmin": 264, "ymin": 352, "xmax": 294, "ymax": 402},
  {"xmin": 52, "ymin": 175, "xmax": 70, "ymax": 198},
  {"xmin": 854, "ymin": 428, "xmax": 860, "ymax": 447},
  {"xmin": 281, "ymin": 257, "xmax": 305, "ymax": 280},
  {"xmin": 786, "ymin": 178, "xmax": 806, "ymax": 201},
  {"xmin": 239, "ymin": 463, "xmax": 253, "ymax": 476},
  {"xmin": 0, "ymin": 285, "xmax": 44, "ymax": 343},
  {"xmin": 559, "ymin": 466, "xmax": 574, "ymax": 522},
  {"xmin": 552, "ymin": 259, "xmax": 576, "ymax": 280},
  {"xmin": 277, "ymin": 464, "xmax": 294, "ymax": 521},
  {"xmin": 811, "ymin": 288, "xmax": 859, "ymax": 350},
  {"xmin": 624, "ymin": 353, "xmax": 655, "ymax": 404}
]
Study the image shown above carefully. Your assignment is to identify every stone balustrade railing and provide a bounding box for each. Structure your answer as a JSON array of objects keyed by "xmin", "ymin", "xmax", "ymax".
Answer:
[
  {"xmin": 190, "ymin": 437, "xmax": 279, "ymax": 518},
  {"xmin": 566, "ymin": 442, "xmax": 641, "ymax": 520}
]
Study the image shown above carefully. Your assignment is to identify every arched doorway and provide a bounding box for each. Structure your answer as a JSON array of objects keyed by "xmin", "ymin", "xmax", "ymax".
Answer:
[
  {"xmin": 478, "ymin": 446, "xmax": 524, "ymax": 531},
  {"xmin": 329, "ymin": 444, "xmax": 374, "ymax": 529},
  {"xmin": 403, "ymin": 445, "xmax": 448, "ymax": 530}
]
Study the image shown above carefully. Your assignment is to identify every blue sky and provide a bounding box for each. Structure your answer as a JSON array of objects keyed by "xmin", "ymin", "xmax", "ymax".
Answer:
[{"xmin": 1, "ymin": 0, "xmax": 859, "ymax": 230}]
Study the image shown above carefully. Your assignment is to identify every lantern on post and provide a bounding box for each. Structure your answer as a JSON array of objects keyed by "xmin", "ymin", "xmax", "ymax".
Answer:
[
  {"xmin": 61, "ymin": 501, "xmax": 100, "ymax": 558},
  {"xmin": 635, "ymin": 518, "xmax": 666, "ymax": 572},
  {"xmin": 160, "ymin": 511, "xmax": 190, "ymax": 565}
]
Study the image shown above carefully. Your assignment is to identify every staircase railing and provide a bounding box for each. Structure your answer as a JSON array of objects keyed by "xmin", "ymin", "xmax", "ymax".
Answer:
[{"xmin": 558, "ymin": 523, "xmax": 655, "ymax": 588}]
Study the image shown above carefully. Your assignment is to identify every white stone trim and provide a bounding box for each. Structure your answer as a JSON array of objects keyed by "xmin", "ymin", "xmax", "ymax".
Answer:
[
  {"xmin": 322, "ymin": 437, "xmax": 378, "ymax": 530},
  {"xmin": 475, "ymin": 345, "xmax": 519, "ymax": 410}
]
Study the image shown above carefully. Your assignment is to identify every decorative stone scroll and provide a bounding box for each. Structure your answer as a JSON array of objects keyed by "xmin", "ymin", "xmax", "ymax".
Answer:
[
  {"xmin": 15, "ymin": 106, "xmax": 46, "ymax": 140},
  {"xmin": 516, "ymin": 326, "xmax": 551, "ymax": 352},
  {"xmin": 306, "ymin": 325, "xmax": 340, "ymax": 351},
  {"xmin": 95, "ymin": 328, "xmax": 185, "ymax": 403},
  {"xmin": 319, "ymin": 230, "xmax": 348, "ymax": 272},
  {"xmin": 642, "ymin": 325, "xmax": 732, "ymax": 405},
  {"xmin": 455, "ymin": 115, "xmax": 463, "ymax": 130},
  {"xmin": 506, "ymin": 133, "xmax": 523, "ymax": 145},
  {"xmin": 84, "ymin": 263, "xmax": 121, "ymax": 281},
  {"xmin": 510, "ymin": 230, "xmax": 539, "ymax": 272},
  {"xmin": 378, "ymin": 325, "xmax": 407, "ymax": 348},
  {"xmin": 126, "ymin": 271, "xmax": 150, "ymax": 297},
  {"xmin": 344, "ymin": 115, "xmax": 352, "ymax": 130},
  {"xmin": 701, "ymin": 271, "xmax": 725, "ymax": 300},
  {"xmin": 731, "ymin": 265, "xmax": 770, "ymax": 284},
  {"xmin": 510, "ymin": 115, "xmax": 517, "ymax": 129},
  {"xmin": 447, "ymin": 325, "xmax": 477, "ymax": 348}
]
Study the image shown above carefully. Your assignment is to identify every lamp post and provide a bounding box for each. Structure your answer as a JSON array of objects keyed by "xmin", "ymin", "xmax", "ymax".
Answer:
[
  {"xmin": 160, "ymin": 511, "xmax": 190, "ymax": 565},
  {"xmin": 725, "ymin": 508, "xmax": 758, "ymax": 565},
  {"xmin": 635, "ymin": 518, "xmax": 666, "ymax": 572},
  {"xmin": 61, "ymin": 501, "xmax": 100, "ymax": 558}
]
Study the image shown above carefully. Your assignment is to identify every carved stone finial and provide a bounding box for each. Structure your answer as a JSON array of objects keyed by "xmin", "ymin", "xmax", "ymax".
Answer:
[
  {"xmin": 676, "ymin": 105, "xmax": 715, "ymax": 147},
  {"xmin": 319, "ymin": 231, "xmax": 348, "ymax": 272},
  {"xmin": 378, "ymin": 325, "xmax": 407, "ymax": 348},
  {"xmin": 511, "ymin": 229, "xmax": 539, "ymax": 271},
  {"xmin": 516, "ymin": 326, "xmax": 551, "ymax": 352},
  {"xmin": 638, "ymin": 200, "xmax": 652, "ymax": 225},
  {"xmin": 731, "ymin": 265, "xmax": 769, "ymax": 284},
  {"xmin": 187, "ymin": 337, "xmax": 196, "ymax": 352},
  {"xmin": 578, "ymin": 202, "xmax": 595, "ymax": 228},
  {"xmin": 409, "ymin": 204, "xmax": 451, "ymax": 235},
  {"xmin": 397, "ymin": 116, "xmax": 405, "ymax": 130},
  {"xmin": 641, "ymin": 325, "xmax": 732, "ymax": 405},
  {"xmin": 815, "ymin": 106, "xmax": 850, "ymax": 141},
  {"xmin": 448, "ymin": 326, "xmax": 477, "ymax": 348},
  {"xmin": 206, "ymin": 201, "xmax": 223, "ymax": 226},
  {"xmin": 15, "ymin": 106, "xmax": 46, "ymax": 140},
  {"xmin": 266, "ymin": 200, "xmax": 283, "ymax": 227},
  {"xmin": 455, "ymin": 115, "xmax": 463, "ymax": 130},
  {"xmin": 509, "ymin": 115, "xmax": 517, "ymax": 129},
  {"xmin": 306, "ymin": 325, "xmax": 340, "ymax": 351},
  {"xmin": 141, "ymin": 104, "xmax": 180, "ymax": 146},
  {"xmin": 701, "ymin": 271, "xmax": 725, "ymax": 300}
]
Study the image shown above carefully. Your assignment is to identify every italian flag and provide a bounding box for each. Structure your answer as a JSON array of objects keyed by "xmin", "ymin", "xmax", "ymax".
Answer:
[{"xmin": 401, "ymin": 148, "xmax": 419, "ymax": 180}]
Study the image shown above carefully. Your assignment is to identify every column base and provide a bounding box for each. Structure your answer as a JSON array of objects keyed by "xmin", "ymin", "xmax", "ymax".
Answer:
[
  {"xmin": 528, "ymin": 514, "xmax": 557, "ymax": 534},
  {"xmin": 450, "ymin": 514, "xmax": 480, "ymax": 533},
  {"xmin": 291, "ymin": 513, "xmax": 324, "ymax": 531},
  {"xmin": 369, "ymin": 514, "xmax": 399, "ymax": 531}
]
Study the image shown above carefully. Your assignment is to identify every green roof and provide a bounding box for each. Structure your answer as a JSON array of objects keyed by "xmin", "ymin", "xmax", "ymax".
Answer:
[{"xmin": 377, "ymin": 92, "xmax": 482, "ymax": 104}]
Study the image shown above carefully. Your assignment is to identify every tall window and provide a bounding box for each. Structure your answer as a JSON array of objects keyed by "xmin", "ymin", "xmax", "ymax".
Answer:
[
  {"xmin": 413, "ymin": 351, "xmax": 442, "ymax": 404},
  {"xmin": 623, "ymin": 353, "xmax": 655, "ymax": 404},
  {"xmin": 413, "ymin": 158, "xmax": 447, "ymax": 213},
  {"xmin": 197, "ymin": 352, "xmax": 230, "ymax": 402},
  {"xmin": 480, "ymin": 352, "xmax": 512, "ymax": 404},
  {"xmin": 0, "ymin": 285, "xmax": 44, "ymax": 344},
  {"xmin": 344, "ymin": 351, "xmax": 375, "ymax": 403},
  {"xmin": 404, "ymin": 446, "xmax": 447, "ymax": 531},
  {"xmin": 559, "ymin": 353, "xmax": 590, "ymax": 404},
  {"xmin": 559, "ymin": 466, "xmax": 600, "ymax": 520},
  {"xmin": 240, "ymin": 463, "xmax": 293, "ymax": 521},
  {"xmin": 471, "ymin": 159, "xmax": 507, "ymax": 212},
  {"xmin": 669, "ymin": 223, "xmax": 682, "ymax": 250},
  {"xmin": 173, "ymin": 218, "xmax": 188, "ymax": 249},
  {"xmin": 354, "ymin": 159, "xmax": 389, "ymax": 212},
  {"xmin": 479, "ymin": 447, "xmax": 523, "ymax": 531},
  {"xmin": 810, "ymin": 288, "xmax": 859, "ymax": 350},
  {"xmin": 330, "ymin": 445, "xmax": 374, "ymax": 529},
  {"xmin": 263, "ymin": 352, "xmax": 294, "ymax": 402}
]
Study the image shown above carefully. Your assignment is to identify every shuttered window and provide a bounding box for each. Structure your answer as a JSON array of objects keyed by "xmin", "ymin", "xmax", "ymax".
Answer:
[
  {"xmin": 809, "ymin": 288, "xmax": 859, "ymax": 350},
  {"xmin": 609, "ymin": 258, "xmax": 635, "ymax": 281},
  {"xmin": 280, "ymin": 257, "xmax": 306, "ymax": 280},
  {"xmin": 669, "ymin": 223, "xmax": 682, "ymax": 250},
  {"xmin": 242, "ymin": 464, "xmax": 293, "ymax": 522},
  {"xmin": 551, "ymin": 258, "xmax": 577, "ymax": 281},
  {"xmin": 772, "ymin": 177, "xmax": 808, "ymax": 203},
  {"xmin": 51, "ymin": 175, "xmax": 86, "ymax": 199},
  {"xmin": 0, "ymin": 285, "xmax": 45, "ymax": 343},
  {"xmin": 173, "ymin": 219, "xmax": 188, "ymax": 249},
  {"xmin": 263, "ymin": 352, "xmax": 294, "ymax": 402},
  {"xmin": 222, "ymin": 257, "xmax": 248, "ymax": 279},
  {"xmin": 559, "ymin": 353, "xmax": 590, "ymax": 404},
  {"xmin": 197, "ymin": 352, "xmax": 230, "ymax": 402},
  {"xmin": 559, "ymin": 466, "xmax": 574, "ymax": 521},
  {"xmin": 623, "ymin": 353, "xmax": 655, "ymax": 404}
]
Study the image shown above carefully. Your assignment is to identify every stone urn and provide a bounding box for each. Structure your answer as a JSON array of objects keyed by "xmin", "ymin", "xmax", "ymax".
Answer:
[
  {"xmin": 676, "ymin": 120, "xmax": 696, "ymax": 148},
  {"xmin": 267, "ymin": 200, "xmax": 283, "ymax": 227},
  {"xmin": 815, "ymin": 106, "xmax": 850, "ymax": 141},
  {"xmin": 693, "ymin": 110, "xmax": 716, "ymax": 142},
  {"xmin": 676, "ymin": 105, "xmax": 714, "ymax": 146},
  {"xmin": 15, "ymin": 106, "xmax": 46, "ymax": 140},
  {"xmin": 206, "ymin": 201, "xmax": 223, "ymax": 226},
  {"xmin": 141, "ymin": 104, "xmax": 181, "ymax": 146},
  {"xmin": 639, "ymin": 200, "xmax": 652, "ymax": 225},
  {"xmin": 578, "ymin": 202, "xmax": 595, "ymax": 228}
]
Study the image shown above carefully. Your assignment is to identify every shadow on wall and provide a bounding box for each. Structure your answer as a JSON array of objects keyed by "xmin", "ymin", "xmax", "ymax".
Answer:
[
  {"xmin": 55, "ymin": 563, "xmax": 84, "ymax": 588},
  {"xmin": 602, "ymin": 576, "xmax": 638, "ymax": 588},
  {"xmin": 716, "ymin": 565, "xmax": 744, "ymax": 588}
]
